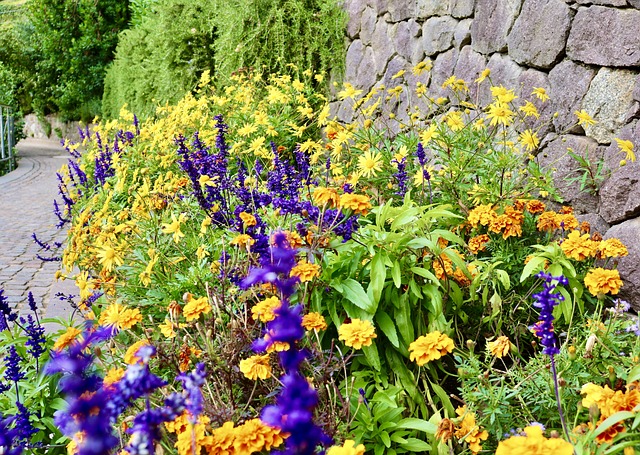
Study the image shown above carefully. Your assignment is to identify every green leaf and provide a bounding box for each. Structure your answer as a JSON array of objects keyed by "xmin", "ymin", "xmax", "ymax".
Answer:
[
  {"xmin": 406, "ymin": 237, "xmax": 435, "ymax": 249},
  {"xmin": 396, "ymin": 418, "xmax": 437, "ymax": 434},
  {"xmin": 362, "ymin": 342, "xmax": 381, "ymax": 371},
  {"xmin": 410, "ymin": 267, "xmax": 438, "ymax": 284},
  {"xmin": 520, "ymin": 256, "xmax": 547, "ymax": 282},
  {"xmin": 379, "ymin": 431, "xmax": 391, "ymax": 448},
  {"xmin": 336, "ymin": 279, "xmax": 376, "ymax": 314},
  {"xmin": 391, "ymin": 260, "xmax": 402, "ymax": 288},
  {"xmin": 369, "ymin": 253, "xmax": 387, "ymax": 306},
  {"xmin": 593, "ymin": 411, "xmax": 635, "ymax": 439},
  {"xmin": 429, "ymin": 380, "xmax": 455, "ymax": 416},
  {"xmin": 394, "ymin": 299, "xmax": 414, "ymax": 345},
  {"xmin": 390, "ymin": 208, "xmax": 419, "ymax": 230},
  {"xmin": 399, "ymin": 438, "xmax": 432, "ymax": 452},
  {"xmin": 627, "ymin": 364, "xmax": 640, "ymax": 384},
  {"xmin": 375, "ymin": 310, "xmax": 400, "ymax": 348}
]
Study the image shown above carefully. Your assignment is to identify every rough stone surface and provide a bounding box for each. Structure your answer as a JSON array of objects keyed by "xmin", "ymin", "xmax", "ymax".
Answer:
[
  {"xmin": 478, "ymin": 53, "xmax": 523, "ymax": 105},
  {"xmin": 454, "ymin": 46, "xmax": 487, "ymax": 100},
  {"xmin": 359, "ymin": 6, "xmax": 378, "ymax": 46},
  {"xmin": 548, "ymin": 60, "xmax": 596, "ymax": 133},
  {"xmin": 454, "ymin": 19, "xmax": 472, "ymax": 50},
  {"xmin": 583, "ymin": 68, "xmax": 637, "ymax": 144},
  {"xmin": 388, "ymin": 0, "xmax": 417, "ymax": 22},
  {"xmin": 629, "ymin": 0, "xmax": 640, "ymax": 8},
  {"xmin": 346, "ymin": 0, "xmax": 367, "ymax": 38},
  {"xmin": 417, "ymin": 0, "xmax": 451, "ymax": 17},
  {"xmin": 604, "ymin": 217, "xmax": 640, "ymax": 311},
  {"xmin": 599, "ymin": 121, "xmax": 640, "ymax": 224},
  {"xmin": 391, "ymin": 19, "xmax": 422, "ymax": 64},
  {"xmin": 345, "ymin": 40, "xmax": 365, "ymax": 83},
  {"xmin": 576, "ymin": 0, "xmax": 627, "ymax": 6},
  {"xmin": 356, "ymin": 46, "xmax": 378, "ymax": 93},
  {"xmin": 370, "ymin": 20, "xmax": 394, "ymax": 75},
  {"xmin": 517, "ymin": 69, "xmax": 554, "ymax": 137},
  {"xmin": 539, "ymin": 134, "xmax": 602, "ymax": 214},
  {"xmin": 422, "ymin": 16, "xmax": 457, "ymax": 56},
  {"xmin": 633, "ymin": 75, "xmax": 640, "ymax": 102},
  {"xmin": 567, "ymin": 6, "xmax": 640, "ymax": 67},
  {"xmin": 507, "ymin": 0, "xmax": 571, "ymax": 69},
  {"xmin": 471, "ymin": 0, "xmax": 521, "ymax": 55},
  {"xmin": 430, "ymin": 48, "xmax": 460, "ymax": 98},
  {"xmin": 451, "ymin": 0, "xmax": 476, "ymax": 18}
]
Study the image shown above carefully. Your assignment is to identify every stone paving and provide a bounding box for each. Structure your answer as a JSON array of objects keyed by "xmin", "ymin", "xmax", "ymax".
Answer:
[{"xmin": 0, "ymin": 138, "xmax": 78, "ymax": 331}]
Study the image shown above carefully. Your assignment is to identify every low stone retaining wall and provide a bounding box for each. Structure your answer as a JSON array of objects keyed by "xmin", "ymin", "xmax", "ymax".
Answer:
[
  {"xmin": 340, "ymin": 0, "xmax": 640, "ymax": 308},
  {"xmin": 22, "ymin": 113, "xmax": 89, "ymax": 143}
]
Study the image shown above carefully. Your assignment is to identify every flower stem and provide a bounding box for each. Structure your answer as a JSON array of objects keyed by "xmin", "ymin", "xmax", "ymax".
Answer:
[{"xmin": 550, "ymin": 354, "xmax": 570, "ymax": 442}]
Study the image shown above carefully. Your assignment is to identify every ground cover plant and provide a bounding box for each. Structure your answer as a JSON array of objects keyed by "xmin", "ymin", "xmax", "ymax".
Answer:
[{"xmin": 1, "ymin": 63, "xmax": 639, "ymax": 454}]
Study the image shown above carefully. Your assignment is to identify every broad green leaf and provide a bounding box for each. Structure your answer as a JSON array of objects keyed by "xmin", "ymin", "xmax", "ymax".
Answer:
[
  {"xmin": 362, "ymin": 342, "xmax": 381, "ymax": 371},
  {"xmin": 339, "ymin": 278, "xmax": 376, "ymax": 314},
  {"xmin": 627, "ymin": 364, "xmax": 640, "ymax": 384},
  {"xmin": 593, "ymin": 411, "xmax": 635, "ymax": 438},
  {"xmin": 495, "ymin": 269, "xmax": 511, "ymax": 290},
  {"xmin": 406, "ymin": 237, "xmax": 435, "ymax": 249},
  {"xmin": 399, "ymin": 438, "xmax": 431, "ymax": 452},
  {"xmin": 375, "ymin": 310, "xmax": 400, "ymax": 348},
  {"xmin": 430, "ymin": 380, "xmax": 455, "ymax": 416},
  {"xmin": 410, "ymin": 267, "xmax": 438, "ymax": 284},
  {"xmin": 391, "ymin": 260, "xmax": 402, "ymax": 288},
  {"xmin": 369, "ymin": 253, "xmax": 387, "ymax": 306},
  {"xmin": 396, "ymin": 418, "xmax": 437, "ymax": 434},
  {"xmin": 391, "ymin": 208, "xmax": 419, "ymax": 230},
  {"xmin": 520, "ymin": 256, "xmax": 547, "ymax": 282},
  {"xmin": 395, "ymin": 299, "xmax": 414, "ymax": 345}
]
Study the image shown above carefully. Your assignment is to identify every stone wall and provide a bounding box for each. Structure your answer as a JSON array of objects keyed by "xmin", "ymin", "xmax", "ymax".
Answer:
[
  {"xmin": 340, "ymin": 0, "xmax": 640, "ymax": 308},
  {"xmin": 22, "ymin": 114, "xmax": 87, "ymax": 143}
]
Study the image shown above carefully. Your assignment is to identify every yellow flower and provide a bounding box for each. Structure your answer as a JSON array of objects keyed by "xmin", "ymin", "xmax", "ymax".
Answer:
[
  {"xmin": 408, "ymin": 331, "xmax": 455, "ymax": 365},
  {"xmin": 560, "ymin": 230, "xmax": 598, "ymax": 261},
  {"xmin": 445, "ymin": 111, "xmax": 465, "ymax": 131},
  {"xmin": 338, "ymin": 83, "xmax": 363, "ymax": 100},
  {"xmin": 161, "ymin": 213, "xmax": 187, "ymax": 243},
  {"xmin": 454, "ymin": 406, "xmax": 488, "ymax": 454},
  {"xmin": 251, "ymin": 296, "xmax": 282, "ymax": 323},
  {"xmin": 486, "ymin": 102, "xmax": 515, "ymax": 127},
  {"xmin": 338, "ymin": 319, "xmax": 377, "ymax": 349},
  {"xmin": 290, "ymin": 261, "xmax": 321, "ymax": 282},
  {"xmin": 96, "ymin": 244, "xmax": 124, "ymax": 272},
  {"xmin": 124, "ymin": 339, "xmax": 151, "ymax": 364},
  {"xmin": 103, "ymin": 367, "xmax": 125, "ymax": 387},
  {"xmin": 239, "ymin": 354, "xmax": 272, "ymax": 380},
  {"xmin": 412, "ymin": 60, "xmax": 432, "ymax": 75},
  {"xmin": 467, "ymin": 204, "xmax": 497, "ymax": 228},
  {"xmin": 475, "ymin": 68, "xmax": 491, "ymax": 83},
  {"xmin": 615, "ymin": 138, "xmax": 636, "ymax": 162},
  {"xmin": 419, "ymin": 124, "xmax": 438, "ymax": 145},
  {"xmin": 326, "ymin": 440, "xmax": 366, "ymax": 455},
  {"xmin": 183, "ymin": 295, "xmax": 211, "ymax": 321},
  {"xmin": 532, "ymin": 87, "xmax": 550, "ymax": 102},
  {"xmin": 239, "ymin": 211, "xmax": 257, "ymax": 227},
  {"xmin": 490, "ymin": 85, "xmax": 517, "ymax": 104},
  {"xmin": 487, "ymin": 336, "xmax": 512, "ymax": 358},
  {"xmin": 302, "ymin": 312, "xmax": 328, "ymax": 331},
  {"xmin": 391, "ymin": 69, "xmax": 405, "ymax": 79},
  {"xmin": 519, "ymin": 100, "xmax": 540, "ymax": 118},
  {"xmin": 230, "ymin": 233, "xmax": 255, "ymax": 248},
  {"xmin": 519, "ymin": 129, "xmax": 540, "ymax": 151},
  {"xmin": 496, "ymin": 425, "xmax": 573, "ymax": 455},
  {"xmin": 53, "ymin": 326, "xmax": 82, "ymax": 351},
  {"xmin": 99, "ymin": 303, "xmax": 143, "ymax": 331},
  {"xmin": 312, "ymin": 187, "xmax": 340, "ymax": 208},
  {"xmin": 598, "ymin": 238, "xmax": 628, "ymax": 258},
  {"xmin": 357, "ymin": 150, "xmax": 383, "ymax": 178},
  {"xmin": 442, "ymin": 76, "xmax": 469, "ymax": 92},
  {"xmin": 339, "ymin": 193, "xmax": 372, "ymax": 215},
  {"xmin": 159, "ymin": 319, "xmax": 177, "ymax": 338},
  {"xmin": 575, "ymin": 109, "xmax": 596, "ymax": 127},
  {"xmin": 584, "ymin": 268, "xmax": 623, "ymax": 296}
]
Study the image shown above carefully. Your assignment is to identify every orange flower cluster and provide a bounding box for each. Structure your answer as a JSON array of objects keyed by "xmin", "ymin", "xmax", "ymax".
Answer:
[
  {"xmin": 435, "ymin": 406, "xmax": 488, "ymax": 454},
  {"xmin": 536, "ymin": 210, "xmax": 578, "ymax": 232},
  {"xmin": 290, "ymin": 260, "xmax": 321, "ymax": 282},
  {"xmin": 581, "ymin": 382, "xmax": 640, "ymax": 443},
  {"xmin": 468, "ymin": 234, "xmax": 490, "ymax": 254},
  {"xmin": 584, "ymin": 268, "xmax": 623, "ymax": 296},
  {"xmin": 496, "ymin": 425, "xmax": 573, "ymax": 454},
  {"xmin": 433, "ymin": 251, "xmax": 476, "ymax": 286},
  {"xmin": 167, "ymin": 413, "xmax": 286, "ymax": 455},
  {"xmin": 408, "ymin": 331, "xmax": 455, "ymax": 366},
  {"xmin": 339, "ymin": 193, "xmax": 372, "ymax": 215},
  {"xmin": 489, "ymin": 206, "xmax": 524, "ymax": 239},
  {"xmin": 560, "ymin": 231, "xmax": 628, "ymax": 262}
]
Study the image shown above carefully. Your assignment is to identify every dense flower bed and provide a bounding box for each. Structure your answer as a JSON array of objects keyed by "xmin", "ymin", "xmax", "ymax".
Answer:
[{"xmin": 1, "ymin": 64, "xmax": 639, "ymax": 454}]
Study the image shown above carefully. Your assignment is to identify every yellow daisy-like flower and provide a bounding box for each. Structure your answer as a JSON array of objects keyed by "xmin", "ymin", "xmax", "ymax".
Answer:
[
  {"xmin": 161, "ymin": 213, "xmax": 187, "ymax": 243},
  {"xmin": 486, "ymin": 102, "xmax": 515, "ymax": 127},
  {"xmin": 290, "ymin": 261, "xmax": 321, "ymax": 282},
  {"xmin": 337, "ymin": 83, "xmax": 363, "ymax": 100},
  {"xmin": 615, "ymin": 138, "xmax": 636, "ymax": 162},
  {"xmin": 490, "ymin": 85, "xmax": 517, "ymax": 104},
  {"xmin": 357, "ymin": 150, "xmax": 384, "ymax": 178},
  {"xmin": 239, "ymin": 354, "xmax": 272, "ymax": 380},
  {"xmin": 412, "ymin": 60, "xmax": 432, "ymax": 75},
  {"xmin": 584, "ymin": 268, "xmax": 623, "ymax": 296},
  {"xmin": 326, "ymin": 440, "xmax": 366, "ymax": 455},
  {"xmin": 487, "ymin": 336, "xmax": 512, "ymax": 358},
  {"xmin": 251, "ymin": 296, "xmax": 282, "ymax": 323},
  {"xmin": 496, "ymin": 425, "xmax": 573, "ymax": 455},
  {"xmin": 519, "ymin": 100, "xmax": 540, "ymax": 119},
  {"xmin": 408, "ymin": 331, "xmax": 455, "ymax": 366},
  {"xmin": 103, "ymin": 367, "xmax": 126, "ymax": 387},
  {"xmin": 575, "ymin": 109, "xmax": 596, "ymax": 127},
  {"xmin": 339, "ymin": 193, "xmax": 372, "ymax": 215},
  {"xmin": 124, "ymin": 339, "xmax": 151, "ymax": 365},
  {"xmin": 312, "ymin": 187, "xmax": 340, "ymax": 208},
  {"xmin": 96, "ymin": 244, "xmax": 124, "ymax": 272},
  {"xmin": 53, "ymin": 326, "xmax": 82, "ymax": 351},
  {"xmin": 183, "ymin": 295, "xmax": 211, "ymax": 321},
  {"xmin": 338, "ymin": 319, "xmax": 377, "ymax": 350},
  {"xmin": 159, "ymin": 319, "xmax": 177, "ymax": 338},
  {"xmin": 531, "ymin": 87, "xmax": 550, "ymax": 102},
  {"xmin": 419, "ymin": 124, "xmax": 438, "ymax": 145},
  {"xmin": 475, "ymin": 68, "xmax": 491, "ymax": 84},
  {"xmin": 519, "ymin": 129, "xmax": 540, "ymax": 151},
  {"xmin": 302, "ymin": 312, "xmax": 328, "ymax": 331}
]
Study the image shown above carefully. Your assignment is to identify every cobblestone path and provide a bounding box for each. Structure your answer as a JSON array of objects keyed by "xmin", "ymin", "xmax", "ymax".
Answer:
[{"xmin": 0, "ymin": 138, "xmax": 78, "ymax": 330}]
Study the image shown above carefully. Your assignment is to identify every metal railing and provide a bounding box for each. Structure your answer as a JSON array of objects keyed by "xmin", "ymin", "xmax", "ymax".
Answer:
[{"xmin": 1, "ymin": 104, "xmax": 15, "ymax": 172}]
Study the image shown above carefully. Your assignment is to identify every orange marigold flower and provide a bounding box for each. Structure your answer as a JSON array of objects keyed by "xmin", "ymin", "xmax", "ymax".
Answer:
[
  {"xmin": 124, "ymin": 339, "xmax": 151, "ymax": 365},
  {"xmin": 558, "ymin": 213, "xmax": 579, "ymax": 230},
  {"xmin": 302, "ymin": 312, "xmax": 328, "ymax": 331},
  {"xmin": 584, "ymin": 268, "xmax": 623, "ymax": 296},
  {"xmin": 183, "ymin": 295, "xmax": 211, "ymax": 321},
  {"xmin": 496, "ymin": 425, "xmax": 573, "ymax": 455},
  {"xmin": 290, "ymin": 261, "xmax": 321, "ymax": 282},
  {"xmin": 338, "ymin": 319, "xmax": 377, "ymax": 349},
  {"xmin": 489, "ymin": 207, "xmax": 523, "ymax": 239},
  {"xmin": 524, "ymin": 199, "xmax": 545, "ymax": 214},
  {"xmin": 312, "ymin": 187, "xmax": 340, "ymax": 208},
  {"xmin": 454, "ymin": 406, "xmax": 488, "ymax": 454},
  {"xmin": 230, "ymin": 233, "xmax": 255, "ymax": 248},
  {"xmin": 239, "ymin": 211, "xmax": 257, "ymax": 227},
  {"xmin": 598, "ymin": 238, "xmax": 628, "ymax": 259},
  {"xmin": 408, "ymin": 331, "xmax": 455, "ymax": 366},
  {"xmin": 251, "ymin": 296, "xmax": 282, "ymax": 323},
  {"xmin": 468, "ymin": 234, "xmax": 490, "ymax": 254},
  {"xmin": 435, "ymin": 418, "xmax": 456, "ymax": 443},
  {"xmin": 103, "ymin": 367, "xmax": 125, "ymax": 387},
  {"xmin": 537, "ymin": 211, "xmax": 561, "ymax": 232},
  {"xmin": 559, "ymin": 206, "xmax": 574, "ymax": 214},
  {"xmin": 266, "ymin": 341, "xmax": 290, "ymax": 353},
  {"xmin": 53, "ymin": 326, "xmax": 82, "ymax": 351},
  {"xmin": 239, "ymin": 354, "xmax": 272, "ymax": 380},
  {"xmin": 467, "ymin": 204, "xmax": 497, "ymax": 228},
  {"xmin": 283, "ymin": 230, "xmax": 304, "ymax": 249},
  {"xmin": 487, "ymin": 336, "xmax": 512, "ymax": 358},
  {"xmin": 560, "ymin": 230, "xmax": 598, "ymax": 261},
  {"xmin": 433, "ymin": 253, "xmax": 455, "ymax": 280},
  {"xmin": 339, "ymin": 193, "xmax": 372, "ymax": 215}
]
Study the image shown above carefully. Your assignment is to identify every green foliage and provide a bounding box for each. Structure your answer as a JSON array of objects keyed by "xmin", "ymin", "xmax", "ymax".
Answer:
[
  {"xmin": 27, "ymin": 0, "xmax": 130, "ymax": 120},
  {"xmin": 102, "ymin": 0, "xmax": 346, "ymax": 119}
]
